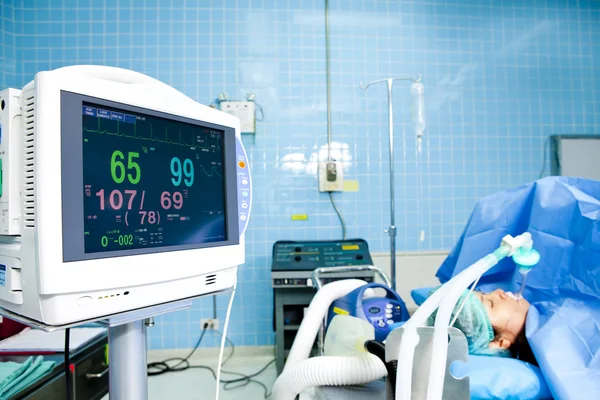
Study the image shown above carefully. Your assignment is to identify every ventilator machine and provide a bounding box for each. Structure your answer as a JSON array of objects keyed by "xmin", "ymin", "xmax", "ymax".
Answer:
[
  {"xmin": 272, "ymin": 233, "xmax": 540, "ymax": 400},
  {"xmin": 0, "ymin": 65, "xmax": 252, "ymax": 399}
]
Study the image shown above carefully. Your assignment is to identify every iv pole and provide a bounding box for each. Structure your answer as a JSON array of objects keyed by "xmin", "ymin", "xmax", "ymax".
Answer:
[{"xmin": 360, "ymin": 76, "xmax": 421, "ymax": 292}]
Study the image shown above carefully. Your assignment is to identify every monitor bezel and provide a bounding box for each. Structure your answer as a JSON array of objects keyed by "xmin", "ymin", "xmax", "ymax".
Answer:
[{"xmin": 60, "ymin": 90, "xmax": 240, "ymax": 262}]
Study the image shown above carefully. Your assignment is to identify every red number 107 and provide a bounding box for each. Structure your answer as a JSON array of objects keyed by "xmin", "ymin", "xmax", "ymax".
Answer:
[{"xmin": 96, "ymin": 189, "xmax": 137, "ymax": 210}]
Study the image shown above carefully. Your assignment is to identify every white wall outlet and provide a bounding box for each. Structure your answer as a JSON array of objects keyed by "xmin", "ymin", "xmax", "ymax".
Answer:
[
  {"xmin": 200, "ymin": 318, "xmax": 220, "ymax": 330},
  {"xmin": 318, "ymin": 161, "xmax": 344, "ymax": 192},
  {"xmin": 219, "ymin": 101, "xmax": 256, "ymax": 134}
]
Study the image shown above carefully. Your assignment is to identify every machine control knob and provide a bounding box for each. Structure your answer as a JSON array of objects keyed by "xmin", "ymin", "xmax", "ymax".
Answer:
[
  {"xmin": 294, "ymin": 255, "xmax": 302, "ymax": 261},
  {"xmin": 294, "ymin": 247, "xmax": 302, "ymax": 252},
  {"xmin": 378, "ymin": 320, "xmax": 386, "ymax": 328},
  {"xmin": 356, "ymin": 254, "xmax": 363, "ymax": 260}
]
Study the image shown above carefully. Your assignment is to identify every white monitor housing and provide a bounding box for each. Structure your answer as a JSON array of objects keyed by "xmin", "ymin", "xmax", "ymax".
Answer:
[{"xmin": 0, "ymin": 66, "xmax": 251, "ymax": 326}]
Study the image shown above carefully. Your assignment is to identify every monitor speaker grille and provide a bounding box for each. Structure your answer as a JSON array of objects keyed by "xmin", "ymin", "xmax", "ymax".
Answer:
[{"xmin": 206, "ymin": 274, "xmax": 217, "ymax": 285}]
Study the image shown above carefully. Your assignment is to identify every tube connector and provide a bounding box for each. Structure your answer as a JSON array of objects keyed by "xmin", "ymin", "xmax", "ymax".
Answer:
[
  {"xmin": 501, "ymin": 233, "xmax": 533, "ymax": 257},
  {"xmin": 512, "ymin": 246, "xmax": 540, "ymax": 272}
]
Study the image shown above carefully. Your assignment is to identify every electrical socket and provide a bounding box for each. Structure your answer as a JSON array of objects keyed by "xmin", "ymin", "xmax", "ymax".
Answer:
[
  {"xmin": 318, "ymin": 161, "xmax": 344, "ymax": 192},
  {"xmin": 200, "ymin": 318, "xmax": 219, "ymax": 330}
]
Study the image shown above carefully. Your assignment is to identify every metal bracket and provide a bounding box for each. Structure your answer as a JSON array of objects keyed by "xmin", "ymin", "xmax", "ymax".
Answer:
[
  {"xmin": 107, "ymin": 299, "xmax": 192, "ymax": 327},
  {"xmin": 311, "ymin": 265, "xmax": 392, "ymax": 290}
]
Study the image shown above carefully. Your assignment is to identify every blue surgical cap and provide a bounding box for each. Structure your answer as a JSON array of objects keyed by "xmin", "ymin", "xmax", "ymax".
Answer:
[{"xmin": 427, "ymin": 287, "xmax": 511, "ymax": 357}]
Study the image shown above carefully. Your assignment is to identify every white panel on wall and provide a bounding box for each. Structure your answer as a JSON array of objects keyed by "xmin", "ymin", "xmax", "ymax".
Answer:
[{"xmin": 556, "ymin": 138, "xmax": 600, "ymax": 180}]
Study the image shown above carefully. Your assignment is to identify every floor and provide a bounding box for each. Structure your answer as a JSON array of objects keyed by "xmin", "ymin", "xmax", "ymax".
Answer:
[{"xmin": 101, "ymin": 348, "xmax": 277, "ymax": 400}]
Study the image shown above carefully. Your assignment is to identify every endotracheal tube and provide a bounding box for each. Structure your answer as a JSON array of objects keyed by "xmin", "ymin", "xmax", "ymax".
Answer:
[
  {"xmin": 411, "ymin": 81, "xmax": 426, "ymax": 154},
  {"xmin": 511, "ymin": 243, "xmax": 540, "ymax": 301}
]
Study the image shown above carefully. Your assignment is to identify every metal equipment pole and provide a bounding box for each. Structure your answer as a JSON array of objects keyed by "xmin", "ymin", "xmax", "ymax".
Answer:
[
  {"xmin": 109, "ymin": 320, "xmax": 148, "ymax": 400},
  {"xmin": 360, "ymin": 75, "xmax": 420, "ymax": 292},
  {"xmin": 386, "ymin": 79, "xmax": 397, "ymax": 292}
]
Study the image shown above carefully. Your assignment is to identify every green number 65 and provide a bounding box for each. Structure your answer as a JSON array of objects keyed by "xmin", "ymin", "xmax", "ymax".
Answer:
[{"xmin": 111, "ymin": 151, "xmax": 141, "ymax": 184}]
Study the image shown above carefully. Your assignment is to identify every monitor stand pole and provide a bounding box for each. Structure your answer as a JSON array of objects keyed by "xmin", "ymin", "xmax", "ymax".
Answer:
[{"xmin": 108, "ymin": 320, "xmax": 149, "ymax": 400}]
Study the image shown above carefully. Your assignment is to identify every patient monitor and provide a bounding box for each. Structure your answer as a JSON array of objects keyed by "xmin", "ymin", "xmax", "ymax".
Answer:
[{"xmin": 0, "ymin": 65, "xmax": 252, "ymax": 326}]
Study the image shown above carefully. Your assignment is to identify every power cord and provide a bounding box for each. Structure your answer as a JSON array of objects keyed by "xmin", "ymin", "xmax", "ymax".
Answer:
[
  {"xmin": 65, "ymin": 328, "xmax": 72, "ymax": 400},
  {"xmin": 147, "ymin": 326, "xmax": 274, "ymax": 399},
  {"xmin": 216, "ymin": 281, "xmax": 236, "ymax": 400},
  {"xmin": 329, "ymin": 192, "xmax": 347, "ymax": 240},
  {"xmin": 147, "ymin": 323, "xmax": 209, "ymax": 376},
  {"xmin": 190, "ymin": 358, "xmax": 275, "ymax": 399}
]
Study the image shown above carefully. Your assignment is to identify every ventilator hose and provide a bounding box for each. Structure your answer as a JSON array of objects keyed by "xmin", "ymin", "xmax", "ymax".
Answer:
[
  {"xmin": 284, "ymin": 279, "xmax": 367, "ymax": 369},
  {"xmin": 271, "ymin": 354, "xmax": 387, "ymax": 400}
]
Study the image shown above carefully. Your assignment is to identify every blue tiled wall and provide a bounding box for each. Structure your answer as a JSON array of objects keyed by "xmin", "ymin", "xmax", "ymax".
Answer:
[
  {"xmin": 3, "ymin": 0, "xmax": 600, "ymax": 349},
  {"xmin": 0, "ymin": 1, "xmax": 17, "ymax": 89}
]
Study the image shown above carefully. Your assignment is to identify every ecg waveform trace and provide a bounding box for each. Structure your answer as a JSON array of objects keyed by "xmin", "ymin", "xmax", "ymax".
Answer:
[{"xmin": 83, "ymin": 117, "xmax": 220, "ymax": 151}]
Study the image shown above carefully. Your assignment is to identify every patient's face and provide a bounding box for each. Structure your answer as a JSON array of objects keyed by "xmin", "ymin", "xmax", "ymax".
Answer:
[{"xmin": 476, "ymin": 289, "xmax": 530, "ymax": 346}]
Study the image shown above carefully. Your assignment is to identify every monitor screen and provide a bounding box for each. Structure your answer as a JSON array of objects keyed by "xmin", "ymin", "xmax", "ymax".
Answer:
[
  {"xmin": 81, "ymin": 102, "xmax": 227, "ymax": 254},
  {"xmin": 60, "ymin": 91, "xmax": 239, "ymax": 262}
]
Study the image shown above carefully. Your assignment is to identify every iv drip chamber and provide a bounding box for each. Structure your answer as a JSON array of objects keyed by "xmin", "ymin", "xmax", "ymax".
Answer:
[{"xmin": 411, "ymin": 81, "xmax": 426, "ymax": 138}]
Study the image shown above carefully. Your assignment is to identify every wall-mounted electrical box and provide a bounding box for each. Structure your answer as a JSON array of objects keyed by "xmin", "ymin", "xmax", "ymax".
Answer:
[
  {"xmin": 220, "ymin": 101, "xmax": 256, "ymax": 134},
  {"xmin": 318, "ymin": 161, "xmax": 344, "ymax": 192}
]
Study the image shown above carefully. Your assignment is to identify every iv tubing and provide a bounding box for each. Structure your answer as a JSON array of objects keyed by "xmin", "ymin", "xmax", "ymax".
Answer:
[
  {"xmin": 215, "ymin": 276, "xmax": 237, "ymax": 400},
  {"xmin": 450, "ymin": 275, "xmax": 481, "ymax": 328},
  {"xmin": 517, "ymin": 271, "xmax": 529, "ymax": 299}
]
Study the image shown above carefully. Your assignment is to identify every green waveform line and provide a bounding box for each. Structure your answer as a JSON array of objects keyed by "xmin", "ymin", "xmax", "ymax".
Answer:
[
  {"xmin": 82, "ymin": 127, "xmax": 200, "ymax": 148},
  {"xmin": 200, "ymin": 165, "xmax": 223, "ymax": 178},
  {"xmin": 83, "ymin": 117, "xmax": 220, "ymax": 150}
]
